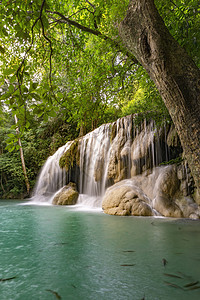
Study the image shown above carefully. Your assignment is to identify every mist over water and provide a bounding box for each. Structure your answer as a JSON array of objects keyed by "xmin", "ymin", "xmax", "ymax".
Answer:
[{"xmin": 0, "ymin": 200, "xmax": 200, "ymax": 300}]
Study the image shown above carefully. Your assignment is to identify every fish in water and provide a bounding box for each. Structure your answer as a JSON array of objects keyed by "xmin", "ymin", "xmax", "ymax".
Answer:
[
  {"xmin": 122, "ymin": 250, "xmax": 135, "ymax": 253},
  {"xmin": 164, "ymin": 281, "xmax": 183, "ymax": 290},
  {"xmin": 0, "ymin": 276, "xmax": 16, "ymax": 282},
  {"xmin": 184, "ymin": 281, "xmax": 199, "ymax": 288},
  {"xmin": 120, "ymin": 264, "xmax": 135, "ymax": 267},
  {"xmin": 162, "ymin": 258, "xmax": 168, "ymax": 267},
  {"xmin": 46, "ymin": 289, "xmax": 62, "ymax": 299},
  {"xmin": 164, "ymin": 273, "xmax": 182, "ymax": 279}
]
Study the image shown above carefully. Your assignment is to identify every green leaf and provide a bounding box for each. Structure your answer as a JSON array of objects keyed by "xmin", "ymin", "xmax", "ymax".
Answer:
[
  {"xmin": 0, "ymin": 45, "xmax": 6, "ymax": 54},
  {"xmin": 41, "ymin": 15, "xmax": 49, "ymax": 29},
  {"xmin": 57, "ymin": 92, "xmax": 63, "ymax": 99},
  {"xmin": 30, "ymin": 92, "xmax": 41, "ymax": 101},
  {"xmin": 31, "ymin": 82, "xmax": 38, "ymax": 90},
  {"xmin": 7, "ymin": 133, "xmax": 16, "ymax": 138},
  {"xmin": 3, "ymin": 68, "xmax": 16, "ymax": 76},
  {"xmin": 2, "ymin": 27, "xmax": 8, "ymax": 36},
  {"xmin": 8, "ymin": 85, "xmax": 15, "ymax": 93},
  {"xmin": 48, "ymin": 110, "xmax": 57, "ymax": 117},
  {"xmin": 43, "ymin": 114, "xmax": 48, "ymax": 122}
]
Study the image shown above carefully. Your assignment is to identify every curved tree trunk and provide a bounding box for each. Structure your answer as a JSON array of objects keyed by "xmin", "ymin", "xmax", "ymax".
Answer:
[{"xmin": 119, "ymin": 0, "xmax": 200, "ymax": 195}]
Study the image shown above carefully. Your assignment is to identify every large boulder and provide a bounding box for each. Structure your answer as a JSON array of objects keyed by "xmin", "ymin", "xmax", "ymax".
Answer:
[
  {"xmin": 102, "ymin": 165, "xmax": 200, "ymax": 218},
  {"xmin": 102, "ymin": 180, "xmax": 154, "ymax": 216},
  {"xmin": 152, "ymin": 165, "xmax": 183, "ymax": 218},
  {"xmin": 52, "ymin": 182, "xmax": 79, "ymax": 205}
]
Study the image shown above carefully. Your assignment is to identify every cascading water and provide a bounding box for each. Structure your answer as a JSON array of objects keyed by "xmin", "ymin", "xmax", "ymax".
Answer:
[
  {"xmin": 79, "ymin": 124, "xmax": 111, "ymax": 195},
  {"xmin": 32, "ymin": 115, "xmax": 176, "ymax": 207},
  {"xmin": 31, "ymin": 141, "xmax": 72, "ymax": 203},
  {"xmin": 77, "ymin": 123, "xmax": 111, "ymax": 207}
]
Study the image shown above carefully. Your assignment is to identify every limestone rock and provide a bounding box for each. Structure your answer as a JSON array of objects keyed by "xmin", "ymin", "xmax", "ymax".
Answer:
[
  {"xmin": 52, "ymin": 182, "xmax": 79, "ymax": 205},
  {"xmin": 102, "ymin": 180, "xmax": 154, "ymax": 216},
  {"xmin": 153, "ymin": 165, "xmax": 183, "ymax": 218},
  {"xmin": 102, "ymin": 165, "xmax": 197, "ymax": 218}
]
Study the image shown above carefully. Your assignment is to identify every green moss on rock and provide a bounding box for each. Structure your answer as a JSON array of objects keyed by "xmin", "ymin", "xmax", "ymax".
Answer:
[{"xmin": 59, "ymin": 139, "xmax": 80, "ymax": 172}]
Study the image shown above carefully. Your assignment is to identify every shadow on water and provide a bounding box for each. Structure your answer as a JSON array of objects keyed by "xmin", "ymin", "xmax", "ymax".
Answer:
[{"xmin": 0, "ymin": 199, "xmax": 200, "ymax": 300}]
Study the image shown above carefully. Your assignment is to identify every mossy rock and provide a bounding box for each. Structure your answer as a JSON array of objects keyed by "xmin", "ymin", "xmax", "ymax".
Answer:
[{"xmin": 59, "ymin": 139, "xmax": 80, "ymax": 171}]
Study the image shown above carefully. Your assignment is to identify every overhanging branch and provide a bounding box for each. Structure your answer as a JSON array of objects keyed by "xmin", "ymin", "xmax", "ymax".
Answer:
[{"xmin": 47, "ymin": 10, "xmax": 138, "ymax": 64}]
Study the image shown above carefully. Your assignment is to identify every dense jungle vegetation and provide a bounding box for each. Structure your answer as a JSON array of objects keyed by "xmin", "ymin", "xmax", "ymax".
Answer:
[{"xmin": 0, "ymin": 0, "xmax": 199, "ymax": 198}]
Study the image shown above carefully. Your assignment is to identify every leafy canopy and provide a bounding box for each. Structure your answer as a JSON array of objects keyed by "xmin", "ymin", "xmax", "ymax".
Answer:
[{"xmin": 0, "ymin": 0, "xmax": 199, "ymax": 134}]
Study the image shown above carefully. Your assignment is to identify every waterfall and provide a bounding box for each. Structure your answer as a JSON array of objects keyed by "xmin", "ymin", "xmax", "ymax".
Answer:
[
  {"xmin": 32, "ymin": 116, "xmax": 175, "ymax": 207},
  {"xmin": 79, "ymin": 123, "xmax": 111, "ymax": 196},
  {"xmin": 31, "ymin": 142, "xmax": 72, "ymax": 203}
]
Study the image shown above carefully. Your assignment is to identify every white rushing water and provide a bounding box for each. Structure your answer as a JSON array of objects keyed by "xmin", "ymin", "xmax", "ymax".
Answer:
[
  {"xmin": 79, "ymin": 123, "xmax": 111, "ymax": 197},
  {"xmin": 31, "ymin": 116, "xmax": 171, "ymax": 207},
  {"xmin": 31, "ymin": 142, "xmax": 72, "ymax": 204}
]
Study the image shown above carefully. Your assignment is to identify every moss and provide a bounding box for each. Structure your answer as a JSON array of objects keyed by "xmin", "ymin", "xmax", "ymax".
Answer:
[
  {"xmin": 59, "ymin": 139, "xmax": 80, "ymax": 171},
  {"xmin": 159, "ymin": 156, "xmax": 183, "ymax": 166}
]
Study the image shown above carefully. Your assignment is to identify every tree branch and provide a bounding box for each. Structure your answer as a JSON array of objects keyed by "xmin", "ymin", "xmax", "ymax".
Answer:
[
  {"xmin": 16, "ymin": 0, "xmax": 46, "ymax": 88},
  {"xmin": 68, "ymin": 7, "xmax": 93, "ymax": 18},
  {"xmin": 85, "ymin": 0, "xmax": 95, "ymax": 9},
  {"xmin": 47, "ymin": 10, "xmax": 138, "ymax": 64}
]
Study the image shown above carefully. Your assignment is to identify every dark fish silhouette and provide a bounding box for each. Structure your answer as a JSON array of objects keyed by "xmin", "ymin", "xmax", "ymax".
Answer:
[
  {"xmin": 122, "ymin": 250, "xmax": 135, "ymax": 253},
  {"xmin": 164, "ymin": 273, "xmax": 182, "ymax": 279},
  {"xmin": 120, "ymin": 264, "xmax": 135, "ymax": 266},
  {"xmin": 0, "ymin": 276, "xmax": 16, "ymax": 282},
  {"xmin": 46, "ymin": 289, "xmax": 62, "ymax": 299},
  {"xmin": 162, "ymin": 258, "xmax": 168, "ymax": 266},
  {"xmin": 164, "ymin": 281, "xmax": 183, "ymax": 290},
  {"xmin": 184, "ymin": 281, "xmax": 199, "ymax": 288}
]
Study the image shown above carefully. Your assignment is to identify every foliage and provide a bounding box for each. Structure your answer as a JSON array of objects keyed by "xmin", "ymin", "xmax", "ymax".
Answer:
[
  {"xmin": 0, "ymin": 0, "xmax": 199, "ymax": 197},
  {"xmin": 1, "ymin": 0, "xmax": 198, "ymax": 132},
  {"xmin": 160, "ymin": 156, "xmax": 184, "ymax": 166},
  {"xmin": 155, "ymin": 0, "xmax": 200, "ymax": 67},
  {"xmin": 0, "ymin": 111, "xmax": 78, "ymax": 198}
]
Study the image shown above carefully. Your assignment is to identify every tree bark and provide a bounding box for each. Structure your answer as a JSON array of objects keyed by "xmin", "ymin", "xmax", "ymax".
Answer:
[
  {"xmin": 14, "ymin": 115, "xmax": 30, "ymax": 195},
  {"xmin": 119, "ymin": 0, "xmax": 200, "ymax": 195}
]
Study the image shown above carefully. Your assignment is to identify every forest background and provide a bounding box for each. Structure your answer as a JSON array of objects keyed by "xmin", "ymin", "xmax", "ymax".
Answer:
[{"xmin": 0, "ymin": 0, "xmax": 199, "ymax": 198}]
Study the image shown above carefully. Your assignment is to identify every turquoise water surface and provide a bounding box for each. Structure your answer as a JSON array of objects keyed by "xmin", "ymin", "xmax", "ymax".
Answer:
[{"xmin": 0, "ymin": 200, "xmax": 200, "ymax": 300}]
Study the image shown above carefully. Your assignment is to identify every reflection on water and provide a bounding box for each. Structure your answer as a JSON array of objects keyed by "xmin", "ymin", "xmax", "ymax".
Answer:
[{"xmin": 0, "ymin": 200, "xmax": 200, "ymax": 300}]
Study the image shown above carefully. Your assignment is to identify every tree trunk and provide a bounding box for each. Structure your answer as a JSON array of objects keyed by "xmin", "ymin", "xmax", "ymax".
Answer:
[
  {"xmin": 119, "ymin": 0, "xmax": 200, "ymax": 195},
  {"xmin": 1, "ymin": 171, "xmax": 6, "ymax": 194},
  {"xmin": 14, "ymin": 115, "xmax": 30, "ymax": 195}
]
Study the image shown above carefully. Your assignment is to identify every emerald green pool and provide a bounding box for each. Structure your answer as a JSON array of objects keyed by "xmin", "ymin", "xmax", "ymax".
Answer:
[{"xmin": 0, "ymin": 200, "xmax": 200, "ymax": 300}]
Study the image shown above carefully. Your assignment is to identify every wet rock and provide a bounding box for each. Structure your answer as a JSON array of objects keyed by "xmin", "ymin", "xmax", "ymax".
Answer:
[
  {"xmin": 94, "ymin": 158, "xmax": 104, "ymax": 182},
  {"xmin": 153, "ymin": 165, "xmax": 183, "ymax": 218},
  {"xmin": 102, "ymin": 165, "xmax": 193, "ymax": 218},
  {"xmin": 102, "ymin": 181, "xmax": 154, "ymax": 216},
  {"xmin": 177, "ymin": 165, "xmax": 186, "ymax": 180},
  {"xmin": 189, "ymin": 213, "xmax": 199, "ymax": 220},
  {"xmin": 167, "ymin": 125, "xmax": 180, "ymax": 147},
  {"xmin": 52, "ymin": 182, "xmax": 79, "ymax": 205}
]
